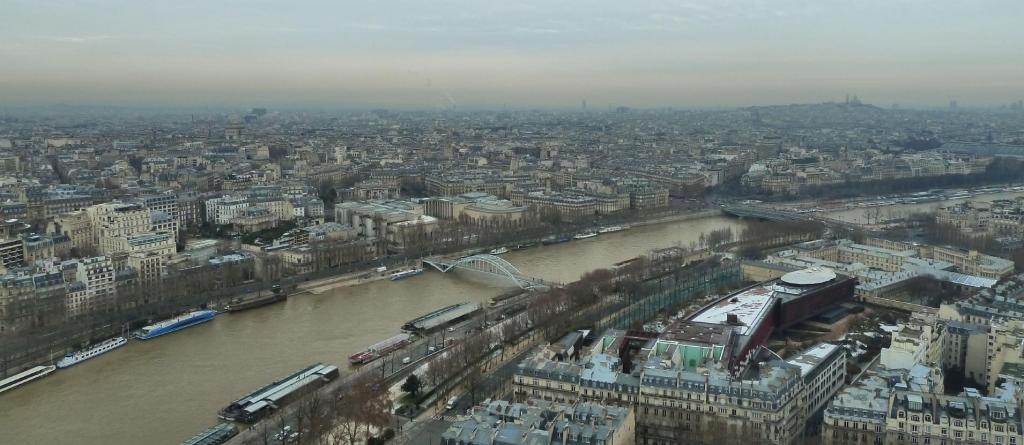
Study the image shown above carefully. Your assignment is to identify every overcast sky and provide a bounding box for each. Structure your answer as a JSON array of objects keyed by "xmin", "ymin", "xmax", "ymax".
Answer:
[{"xmin": 2, "ymin": 0, "xmax": 1022, "ymax": 109}]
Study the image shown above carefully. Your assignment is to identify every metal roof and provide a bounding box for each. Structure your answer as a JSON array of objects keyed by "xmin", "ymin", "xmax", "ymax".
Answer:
[{"xmin": 781, "ymin": 267, "xmax": 837, "ymax": 286}]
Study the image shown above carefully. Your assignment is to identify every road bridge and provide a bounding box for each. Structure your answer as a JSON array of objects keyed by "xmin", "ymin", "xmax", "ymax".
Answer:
[
  {"xmin": 720, "ymin": 203, "xmax": 809, "ymax": 222},
  {"xmin": 720, "ymin": 203, "xmax": 862, "ymax": 231}
]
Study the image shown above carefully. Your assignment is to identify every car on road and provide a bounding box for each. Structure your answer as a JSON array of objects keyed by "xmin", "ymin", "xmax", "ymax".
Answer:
[
  {"xmin": 446, "ymin": 396, "xmax": 459, "ymax": 410},
  {"xmin": 402, "ymin": 356, "xmax": 411, "ymax": 364}
]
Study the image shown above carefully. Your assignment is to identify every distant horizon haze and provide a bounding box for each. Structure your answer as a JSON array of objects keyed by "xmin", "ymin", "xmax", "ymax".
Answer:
[{"xmin": 2, "ymin": 1, "xmax": 1022, "ymax": 109}]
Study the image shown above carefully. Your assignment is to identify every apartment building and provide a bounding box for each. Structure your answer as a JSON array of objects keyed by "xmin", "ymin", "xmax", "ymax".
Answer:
[
  {"xmin": 519, "ymin": 191, "xmax": 597, "ymax": 221},
  {"xmin": 279, "ymin": 247, "xmax": 315, "ymax": 275},
  {"xmin": 513, "ymin": 330, "xmax": 846, "ymax": 445},
  {"xmin": 441, "ymin": 399, "xmax": 636, "ymax": 445},
  {"xmin": 138, "ymin": 193, "xmax": 178, "ymax": 222},
  {"xmin": 150, "ymin": 210, "xmax": 179, "ymax": 236},
  {"xmin": 935, "ymin": 198, "xmax": 1024, "ymax": 238},
  {"xmin": 50, "ymin": 210, "xmax": 94, "ymax": 252},
  {"xmin": 941, "ymin": 321, "xmax": 989, "ymax": 384},
  {"xmin": 790, "ymin": 343, "xmax": 849, "ymax": 424},
  {"xmin": 177, "ymin": 194, "xmax": 203, "ymax": 228},
  {"xmin": 204, "ymin": 195, "xmax": 250, "ymax": 225},
  {"xmin": 886, "ymin": 389, "xmax": 1023, "ymax": 445},
  {"xmin": 70, "ymin": 256, "xmax": 115, "ymax": 317},
  {"xmin": 822, "ymin": 378, "xmax": 890, "ymax": 445},
  {"xmin": 0, "ymin": 238, "xmax": 25, "ymax": 271},
  {"xmin": 0, "ymin": 271, "xmax": 65, "ymax": 334},
  {"xmin": 106, "ymin": 231, "xmax": 175, "ymax": 259},
  {"xmin": 880, "ymin": 314, "xmax": 943, "ymax": 371},
  {"xmin": 984, "ymin": 320, "xmax": 1024, "ymax": 395},
  {"xmin": 86, "ymin": 202, "xmax": 153, "ymax": 255},
  {"xmin": 627, "ymin": 185, "xmax": 670, "ymax": 210},
  {"xmin": 127, "ymin": 251, "xmax": 165, "ymax": 286}
]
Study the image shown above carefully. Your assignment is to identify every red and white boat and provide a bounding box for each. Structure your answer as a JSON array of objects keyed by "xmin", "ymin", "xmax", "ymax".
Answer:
[{"xmin": 348, "ymin": 333, "xmax": 413, "ymax": 365}]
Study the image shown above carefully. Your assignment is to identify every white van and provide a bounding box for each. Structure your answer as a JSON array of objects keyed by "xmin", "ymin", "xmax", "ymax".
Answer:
[
  {"xmin": 402, "ymin": 357, "xmax": 411, "ymax": 365},
  {"xmin": 446, "ymin": 396, "xmax": 458, "ymax": 410}
]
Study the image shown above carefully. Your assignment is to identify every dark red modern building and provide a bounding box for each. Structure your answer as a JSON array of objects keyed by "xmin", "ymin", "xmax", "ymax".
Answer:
[{"xmin": 686, "ymin": 267, "xmax": 855, "ymax": 367}]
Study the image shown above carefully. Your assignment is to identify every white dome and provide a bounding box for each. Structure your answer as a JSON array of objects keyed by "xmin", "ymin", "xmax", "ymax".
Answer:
[{"xmin": 781, "ymin": 267, "xmax": 836, "ymax": 286}]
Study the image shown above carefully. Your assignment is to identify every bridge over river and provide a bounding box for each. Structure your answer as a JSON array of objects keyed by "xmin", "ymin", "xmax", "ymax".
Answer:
[
  {"xmin": 422, "ymin": 254, "xmax": 559, "ymax": 289},
  {"xmin": 720, "ymin": 203, "xmax": 861, "ymax": 231}
]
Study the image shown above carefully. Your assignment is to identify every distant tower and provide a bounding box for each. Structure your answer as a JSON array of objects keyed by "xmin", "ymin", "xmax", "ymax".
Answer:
[
  {"xmin": 581, "ymin": 99, "xmax": 587, "ymax": 111},
  {"xmin": 949, "ymin": 100, "xmax": 958, "ymax": 111},
  {"xmin": 845, "ymin": 94, "xmax": 850, "ymax": 105}
]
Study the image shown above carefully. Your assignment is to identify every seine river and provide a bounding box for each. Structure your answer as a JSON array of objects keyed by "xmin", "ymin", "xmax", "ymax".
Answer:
[{"xmin": 0, "ymin": 214, "xmax": 746, "ymax": 445}]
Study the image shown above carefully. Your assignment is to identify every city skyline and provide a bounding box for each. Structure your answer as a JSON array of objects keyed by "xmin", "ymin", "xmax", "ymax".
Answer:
[
  {"xmin": 5, "ymin": 3, "xmax": 1024, "ymax": 445},
  {"xmin": 2, "ymin": 0, "xmax": 1023, "ymax": 108}
]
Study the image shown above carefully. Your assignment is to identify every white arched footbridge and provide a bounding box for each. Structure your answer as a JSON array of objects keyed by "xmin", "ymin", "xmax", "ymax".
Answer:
[{"xmin": 422, "ymin": 254, "xmax": 555, "ymax": 289}]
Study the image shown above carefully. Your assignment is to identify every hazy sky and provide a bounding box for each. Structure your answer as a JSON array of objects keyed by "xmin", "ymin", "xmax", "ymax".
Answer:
[{"xmin": 2, "ymin": 1, "xmax": 1022, "ymax": 109}]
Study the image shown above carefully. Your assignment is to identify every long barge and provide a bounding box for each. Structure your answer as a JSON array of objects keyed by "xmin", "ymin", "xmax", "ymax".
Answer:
[
  {"xmin": 180, "ymin": 422, "xmax": 238, "ymax": 445},
  {"xmin": 541, "ymin": 235, "xmax": 571, "ymax": 245},
  {"xmin": 0, "ymin": 365, "xmax": 57, "ymax": 394},
  {"xmin": 224, "ymin": 289, "xmax": 287, "ymax": 313},
  {"xmin": 402, "ymin": 302, "xmax": 481, "ymax": 332},
  {"xmin": 134, "ymin": 310, "xmax": 217, "ymax": 340},
  {"xmin": 389, "ymin": 267, "xmax": 424, "ymax": 281},
  {"xmin": 56, "ymin": 336, "xmax": 128, "ymax": 368},
  {"xmin": 218, "ymin": 363, "xmax": 339, "ymax": 423},
  {"xmin": 348, "ymin": 333, "xmax": 413, "ymax": 365}
]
